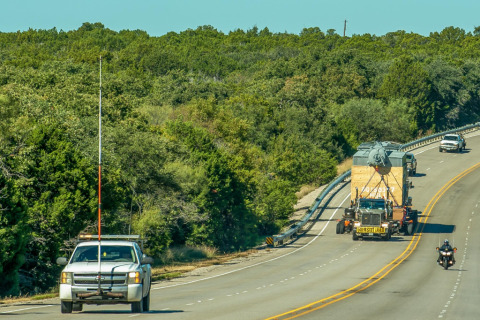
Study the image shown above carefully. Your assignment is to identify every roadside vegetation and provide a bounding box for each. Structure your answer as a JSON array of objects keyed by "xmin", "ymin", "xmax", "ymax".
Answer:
[{"xmin": 2, "ymin": 22, "xmax": 480, "ymax": 298}]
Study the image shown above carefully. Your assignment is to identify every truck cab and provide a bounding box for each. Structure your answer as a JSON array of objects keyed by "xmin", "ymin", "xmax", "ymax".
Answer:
[
  {"xmin": 352, "ymin": 198, "xmax": 392, "ymax": 241},
  {"xmin": 57, "ymin": 235, "xmax": 153, "ymax": 313}
]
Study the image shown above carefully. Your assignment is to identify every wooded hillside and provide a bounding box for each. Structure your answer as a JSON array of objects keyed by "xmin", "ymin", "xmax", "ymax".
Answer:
[{"xmin": 1, "ymin": 22, "xmax": 480, "ymax": 296}]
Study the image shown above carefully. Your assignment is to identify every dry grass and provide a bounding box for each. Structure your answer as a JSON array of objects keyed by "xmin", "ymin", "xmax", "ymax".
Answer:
[
  {"xmin": 337, "ymin": 158, "xmax": 353, "ymax": 175},
  {"xmin": 151, "ymin": 248, "xmax": 256, "ymax": 281},
  {"xmin": 0, "ymin": 292, "xmax": 57, "ymax": 305},
  {"xmin": 295, "ymin": 184, "xmax": 316, "ymax": 199}
]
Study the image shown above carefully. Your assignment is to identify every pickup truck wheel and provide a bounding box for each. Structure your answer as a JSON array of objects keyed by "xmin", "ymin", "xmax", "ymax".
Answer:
[
  {"xmin": 131, "ymin": 298, "xmax": 144, "ymax": 313},
  {"xmin": 61, "ymin": 301, "xmax": 73, "ymax": 313},
  {"xmin": 72, "ymin": 303, "xmax": 83, "ymax": 312},
  {"xmin": 142, "ymin": 290, "xmax": 150, "ymax": 312}
]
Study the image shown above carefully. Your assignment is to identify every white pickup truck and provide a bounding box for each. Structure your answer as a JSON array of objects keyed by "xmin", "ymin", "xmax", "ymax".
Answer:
[
  {"xmin": 56, "ymin": 235, "xmax": 153, "ymax": 313},
  {"xmin": 439, "ymin": 133, "xmax": 466, "ymax": 152}
]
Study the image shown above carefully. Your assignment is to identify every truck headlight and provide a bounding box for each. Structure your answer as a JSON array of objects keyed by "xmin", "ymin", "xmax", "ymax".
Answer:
[
  {"xmin": 61, "ymin": 272, "xmax": 73, "ymax": 285},
  {"xmin": 381, "ymin": 223, "xmax": 389, "ymax": 228},
  {"xmin": 354, "ymin": 222, "xmax": 360, "ymax": 227},
  {"xmin": 128, "ymin": 271, "xmax": 141, "ymax": 284}
]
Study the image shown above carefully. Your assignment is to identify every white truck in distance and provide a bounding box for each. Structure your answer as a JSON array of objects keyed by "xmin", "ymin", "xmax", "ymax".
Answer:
[
  {"xmin": 439, "ymin": 133, "xmax": 466, "ymax": 152},
  {"xmin": 56, "ymin": 235, "xmax": 153, "ymax": 314}
]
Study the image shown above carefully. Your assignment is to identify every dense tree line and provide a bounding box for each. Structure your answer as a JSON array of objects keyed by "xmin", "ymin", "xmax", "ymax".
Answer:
[{"xmin": 1, "ymin": 22, "xmax": 480, "ymax": 296}]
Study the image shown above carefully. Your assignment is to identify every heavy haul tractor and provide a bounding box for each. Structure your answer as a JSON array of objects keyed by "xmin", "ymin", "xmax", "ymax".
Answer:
[{"xmin": 336, "ymin": 142, "xmax": 418, "ymax": 240}]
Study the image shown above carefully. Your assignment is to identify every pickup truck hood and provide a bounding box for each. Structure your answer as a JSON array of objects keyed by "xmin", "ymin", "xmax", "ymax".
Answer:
[
  {"xmin": 441, "ymin": 140, "xmax": 458, "ymax": 145},
  {"xmin": 63, "ymin": 262, "xmax": 139, "ymax": 273}
]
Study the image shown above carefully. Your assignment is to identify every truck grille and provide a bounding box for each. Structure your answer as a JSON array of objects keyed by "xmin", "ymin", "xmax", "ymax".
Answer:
[
  {"xmin": 73, "ymin": 273, "xmax": 127, "ymax": 286},
  {"xmin": 361, "ymin": 214, "xmax": 381, "ymax": 225}
]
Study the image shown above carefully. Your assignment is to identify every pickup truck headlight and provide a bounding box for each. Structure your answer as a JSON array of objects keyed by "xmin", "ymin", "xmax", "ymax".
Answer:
[
  {"xmin": 61, "ymin": 272, "xmax": 73, "ymax": 285},
  {"xmin": 354, "ymin": 222, "xmax": 360, "ymax": 227},
  {"xmin": 128, "ymin": 271, "xmax": 141, "ymax": 284}
]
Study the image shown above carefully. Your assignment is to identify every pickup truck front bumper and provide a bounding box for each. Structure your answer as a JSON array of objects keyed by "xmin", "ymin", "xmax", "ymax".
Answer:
[
  {"xmin": 439, "ymin": 144, "xmax": 459, "ymax": 151},
  {"xmin": 59, "ymin": 283, "xmax": 143, "ymax": 303}
]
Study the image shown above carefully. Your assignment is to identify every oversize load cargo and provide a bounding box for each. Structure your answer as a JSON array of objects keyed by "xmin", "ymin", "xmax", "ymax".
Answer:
[{"xmin": 351, "ymin": 165, "xmax": 406, "ymax": 206}]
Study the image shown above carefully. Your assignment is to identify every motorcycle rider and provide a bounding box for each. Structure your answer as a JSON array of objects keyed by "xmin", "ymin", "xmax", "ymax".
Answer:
[{"xmin": 437, "ymin": 239, "xmax": 455, "ymax": 264}]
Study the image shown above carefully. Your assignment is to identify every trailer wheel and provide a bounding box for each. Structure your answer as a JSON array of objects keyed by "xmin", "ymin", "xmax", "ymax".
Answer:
[
  {"xmin": 405, "ymin": 223, "xmax": 413, "ymax": 236},
  {"xmin": 339, "ymin": 222, "xmax": 345, "ymax": 234}
]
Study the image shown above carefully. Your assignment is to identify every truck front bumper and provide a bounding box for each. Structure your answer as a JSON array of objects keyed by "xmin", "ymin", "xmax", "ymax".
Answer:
[
  {"xmin": 440, "ymin": 144, "xmax": 459, "ymax": 151},
  {"xmin": 59, "ymin": 284, "xmax": 143, "ymax": 303}
]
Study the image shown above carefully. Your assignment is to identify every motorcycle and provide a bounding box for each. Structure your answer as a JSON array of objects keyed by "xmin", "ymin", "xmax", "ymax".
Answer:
[{"xmin": 436, "ymin": 247, "xmax": 457, "ymax": 270}]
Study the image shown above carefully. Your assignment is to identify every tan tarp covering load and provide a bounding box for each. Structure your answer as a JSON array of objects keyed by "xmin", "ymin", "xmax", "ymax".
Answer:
[
  {"xmin": 350, "ymin": 166, "xmax": 405, "ymax": 206},
  {"xmin": 351, "ymin": 141, "xmax": 407, "ymax": 207}
]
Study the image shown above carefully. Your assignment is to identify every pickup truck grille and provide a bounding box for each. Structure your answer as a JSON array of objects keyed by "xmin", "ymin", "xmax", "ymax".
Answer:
[{"xmin": 73, "ymin": 273, "xmax": 127, "ymax": 286}]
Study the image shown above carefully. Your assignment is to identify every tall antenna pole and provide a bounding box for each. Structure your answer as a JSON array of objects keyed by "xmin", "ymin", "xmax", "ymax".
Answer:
[
  {"xmin": 98, "ymin": 56, "xmax": 102, "ymax": 241},
  {"xmin": 97, "ymin": 56, "xmax": 103, "ymax": 293},
  {"xmin": 344, "ymin": 20, "xmax": 347, "ymax": 37}
]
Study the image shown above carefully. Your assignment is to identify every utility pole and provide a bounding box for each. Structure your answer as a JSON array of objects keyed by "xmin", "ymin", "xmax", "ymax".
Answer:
[{"xmin": 344, "ymin": 20, "xmax": 347, "ymax": 37}]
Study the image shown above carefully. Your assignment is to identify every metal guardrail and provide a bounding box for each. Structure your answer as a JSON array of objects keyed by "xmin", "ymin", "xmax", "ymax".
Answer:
[{"xmin": 266, "ymin": 122, "xmax": 480, "ymax": 247}]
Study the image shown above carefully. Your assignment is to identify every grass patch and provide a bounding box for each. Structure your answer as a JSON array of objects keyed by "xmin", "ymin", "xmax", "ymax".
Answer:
[
  {"xmin": 151, "ymin": 247, "xmax": 257, "ymax": 282},
  {"xmin": 337, "ymin": 158, "xmax": 352, "ymax": 175},
  {"xmin": 0, "ymin": 292, "xmax": 58, "ymax": 305},
  {"xmin": 295, "ymin": 184, "xmax": 316, "ymax": 199},
  {"xmin": 157, "ymin": 245, "xmax": 218, "ymax": 265}
]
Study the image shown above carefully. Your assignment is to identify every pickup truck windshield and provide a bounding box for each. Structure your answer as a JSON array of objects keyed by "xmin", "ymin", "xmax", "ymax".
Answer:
[
  {"xmin": 71, "ymin": 245, "xmax": 137, "ymax": 263},
  {"xmin": 443, "ymin": 136, "xmax": 458, "ymax": 141}
]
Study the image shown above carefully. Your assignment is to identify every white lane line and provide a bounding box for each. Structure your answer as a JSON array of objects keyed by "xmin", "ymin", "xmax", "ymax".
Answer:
[{"xmin": 0, "ymin": 305, "xmax": 54, "ymax": 314}]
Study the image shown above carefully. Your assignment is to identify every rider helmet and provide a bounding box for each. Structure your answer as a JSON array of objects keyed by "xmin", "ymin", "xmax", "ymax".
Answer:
[{"xmin": 444, "ymin": 239, "xmax": 449, "ymax": 245}]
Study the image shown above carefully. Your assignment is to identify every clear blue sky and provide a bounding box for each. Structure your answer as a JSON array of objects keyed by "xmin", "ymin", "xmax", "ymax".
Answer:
[{"xmin": 1, "ymin": 0, "xmax": 479, "ymax": 37}]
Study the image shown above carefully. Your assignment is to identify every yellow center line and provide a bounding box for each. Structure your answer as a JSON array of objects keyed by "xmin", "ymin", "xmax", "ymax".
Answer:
[{"xmin": 266, "ymin": 162, "xmax": 480, "ymax": 320}]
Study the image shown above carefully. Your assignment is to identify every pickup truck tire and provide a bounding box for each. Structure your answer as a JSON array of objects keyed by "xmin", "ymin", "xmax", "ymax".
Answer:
[
  {"xmin": 72, "ymin": 303, "xmax": 83, "ymax": 312},
  {"xmin": 131, "ymin": 297, "xmax": 144, "ymax": 313},
  {"xmin": 61, "ymin": 301, "xmax": 73, "ymax": 313},
  {"xmin": 142, "ymin": 289, "xmax": 150, "ymax": 312}
]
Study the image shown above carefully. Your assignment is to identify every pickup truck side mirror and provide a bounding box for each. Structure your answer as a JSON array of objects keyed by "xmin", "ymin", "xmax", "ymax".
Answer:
[
  {"xmin": 141, "ymin": 255, "xmax": 154, "ymax": 265},
  {"xmin": 56, "ymin": 257, "xmax": 68, "ymax": 265}
]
